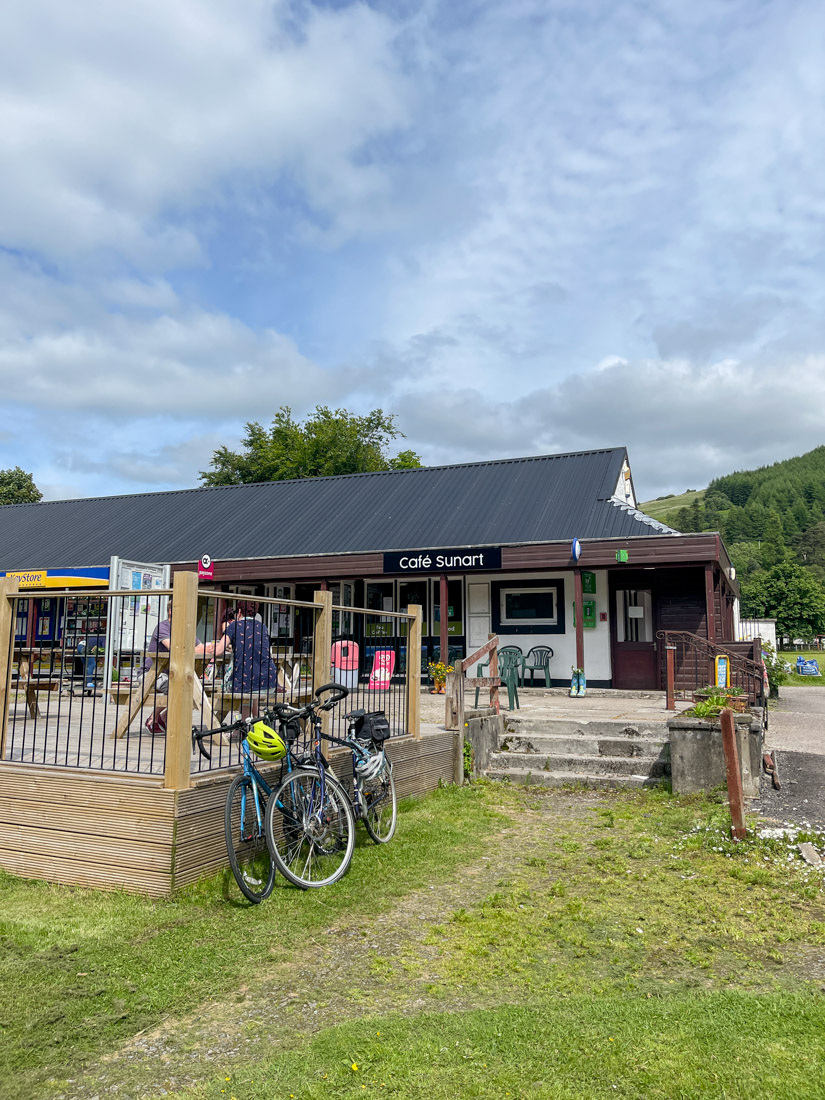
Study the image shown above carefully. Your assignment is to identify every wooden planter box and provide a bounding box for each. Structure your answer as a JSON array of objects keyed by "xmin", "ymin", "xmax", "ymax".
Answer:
[{"xmin": 691, "ymin": 692, "xmax": 748, "ymax": 713}]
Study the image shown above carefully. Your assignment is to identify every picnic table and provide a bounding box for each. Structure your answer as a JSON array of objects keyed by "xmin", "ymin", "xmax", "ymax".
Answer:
[
  {"xmin": 13, "ymin": 647, "xmax": 59, "ymax": 719},
  {"xmin": 108, "ymin": 653, "xmax": 217, "ymax": 740}
]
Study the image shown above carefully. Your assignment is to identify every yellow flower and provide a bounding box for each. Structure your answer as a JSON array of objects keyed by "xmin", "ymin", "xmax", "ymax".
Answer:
[{"xmin": 352, "ymin": 1063, "xmax": 359, "ymax": 1072}]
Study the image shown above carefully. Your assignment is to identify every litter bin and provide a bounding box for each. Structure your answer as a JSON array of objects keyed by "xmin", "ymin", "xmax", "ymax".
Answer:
[{"xmin": 331, "ymin": 640, "xmax": 359, "ymax": 691}]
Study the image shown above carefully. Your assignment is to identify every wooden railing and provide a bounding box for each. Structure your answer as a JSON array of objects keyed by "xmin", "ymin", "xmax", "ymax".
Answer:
[
  {"xmin": 657, "ymin": 630, "xmax": 766, "ymax": 709},
  {"xmin": 444, "ymin": 634, "xmax": 500, "ymax": 734}
]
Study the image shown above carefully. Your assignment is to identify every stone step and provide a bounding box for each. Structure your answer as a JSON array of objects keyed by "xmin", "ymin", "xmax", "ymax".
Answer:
[
  {"xmin": 486, "ymin": 768, "xmax": 667, "ymax": 790},
  {"xmin": 498, "ymin": 733, "xmax": 669, "ymax": 758},
  {"xmin": 502, "ymin": 717, "xmax": 670, "ymax": 739},
  {"xmin": 489, "ymin": 751, "xmax": 670, "ymax": 778}
]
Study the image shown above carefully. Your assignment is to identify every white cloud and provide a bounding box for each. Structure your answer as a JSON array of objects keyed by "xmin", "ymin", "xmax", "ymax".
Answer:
[{"xmin": 0, "ymin": 0, "xmax": 410, "ymax": 263}]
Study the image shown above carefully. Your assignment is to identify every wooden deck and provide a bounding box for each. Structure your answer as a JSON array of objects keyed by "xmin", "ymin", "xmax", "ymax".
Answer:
[{"xmin": 0, "ymin": 726, "xmax": 455, "ymax": 896}]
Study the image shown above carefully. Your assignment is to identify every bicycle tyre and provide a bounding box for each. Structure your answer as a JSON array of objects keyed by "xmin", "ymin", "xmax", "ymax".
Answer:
[
  {"xmin": 224, "ymin": 774, "xmax": 276, "ymax": 903},
  {"xmin": 362, "ymin": 760, "xmax": 397, "ymax": 844},
  {"xmin": 265, "ymin": 767, "xmax": 355, "ymax": 889}
]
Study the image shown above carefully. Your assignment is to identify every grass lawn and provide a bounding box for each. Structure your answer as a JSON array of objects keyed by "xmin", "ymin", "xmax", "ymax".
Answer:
[
  {"xmin": 2, "ymin": 781, "xmax": 825, "ymax": 1099},
  {"xmin": 638, "ymin": 490, "xmax": 705, "ymax": 522},
  {"xmin": 778, "ymin": 649, "xmax": 825, "ymax": 687}
]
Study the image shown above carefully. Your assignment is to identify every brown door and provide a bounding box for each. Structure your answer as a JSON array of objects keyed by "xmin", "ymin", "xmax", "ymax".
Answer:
[{"xmin": 612, "ymin": 589, "xmax": 656, "ymax": 689}]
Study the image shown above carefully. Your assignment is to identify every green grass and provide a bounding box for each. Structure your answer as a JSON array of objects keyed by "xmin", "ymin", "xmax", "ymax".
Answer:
[
  {"xmin": 778, "ymin": 649, "xmax": 825, "ymax": 686},
  {"xmin": 3, "ymin": 782, "xmax": 825, "ymax": 1099},
  {"xmin": 0, "ymin": 784, "xmax": 505, "ymax": 1100},
  {"xmin": 638, "ymin": 489, "xmax": 705, "ymax": 522}
]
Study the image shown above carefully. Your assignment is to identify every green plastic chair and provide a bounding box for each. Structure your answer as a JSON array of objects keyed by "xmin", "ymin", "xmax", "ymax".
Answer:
[
  {"xmin": 521, "ymin": 645, "xmax": 554, "ymax": 688},
  {"xmin": 475, "ymin": 645, "xmax": 522, "ymax": 709}
]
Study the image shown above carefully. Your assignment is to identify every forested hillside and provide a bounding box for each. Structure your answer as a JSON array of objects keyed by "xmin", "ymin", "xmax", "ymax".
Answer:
[{"xmin": 640, "ymin": 446, "xmax": 825, "ymax": 639}]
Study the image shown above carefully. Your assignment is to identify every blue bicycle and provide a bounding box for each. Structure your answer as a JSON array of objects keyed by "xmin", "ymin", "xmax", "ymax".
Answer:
[{"xmin": 193, "ymin": 709, "xmax": 295, "ymax": 904}]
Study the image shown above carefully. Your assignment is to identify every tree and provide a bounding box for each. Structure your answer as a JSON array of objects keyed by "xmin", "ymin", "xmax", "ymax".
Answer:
[
  {"xmin": 797, "ymin": 522, "xmax": 825, "ymax": 571},
  {"xmin": 200, "ymin": 407, "xmax": 422, "ymax": 486},
  {"xmin": 760, "ymin": 509, "xmax": 786, "ymax": 568},
  {"xmin": 741, "ymin": 562, "xmax": 825, "ymax": 640},
  {"xmin": 0, "ymin": 467, "xmax": 42, "ymax": 505}
]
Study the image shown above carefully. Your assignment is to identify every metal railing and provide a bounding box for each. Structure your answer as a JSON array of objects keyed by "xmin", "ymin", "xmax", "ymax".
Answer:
[
  {"xmin": 0, "ymin": 574, "xmax": 422, "ymax": 786},
  {"xmin": 657, "ymin": 630, "xmax": 766, "ymax": 709}
]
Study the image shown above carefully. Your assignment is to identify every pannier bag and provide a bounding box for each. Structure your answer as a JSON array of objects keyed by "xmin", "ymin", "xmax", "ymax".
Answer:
[{"xmin": 350, "ymin": 709, "xmax": 391, "ymax": 745}]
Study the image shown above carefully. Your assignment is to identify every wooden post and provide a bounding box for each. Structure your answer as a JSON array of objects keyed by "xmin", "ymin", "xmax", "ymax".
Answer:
[
  {"xmin": 313, "ymin": 589, "xmax": 333, "ymax": 734},
  {"xmin": 452, "ymin": 728, "xmax": 464, "ymax": 786},
  {"xmin": 705, "ymin": 564, "xmax": 716, "ymax": 643},
  {"xmin": 574, "ymin": 568, "xmax": 585, "ymax": 673},
  {"xmin": 720, "ymin": 707, "xmax": 747, "ymax": 839},
  {"xmin": 489, "ymin": 633, "xmax": 500, "ymax": 714},
  {"xmin": 666, "ymin": 646, "xmax": 676, "ymax": 711},
  {"xmin": 407, "ymin": 604, "xmax": 422, "ymax": 739},
  {"xmin": 445, "ymin": 659, "xmax": 464, "ymax": 731},
  {"xmin": 439, "ymin": 573, "xmax": 449, "ymax": 667},
  {"xmin": 0, "ymin": 576, "xmax": 20, "ymax": 760},
  {"xmin": 164, "ymin": 570, "xmax": 199, "ymax": 790}
]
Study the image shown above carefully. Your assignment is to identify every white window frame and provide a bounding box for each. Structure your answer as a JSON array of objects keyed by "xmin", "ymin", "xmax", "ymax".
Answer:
[{"xmin": 499, "ymin": 586, "xmax": 558, "ymax": 627}]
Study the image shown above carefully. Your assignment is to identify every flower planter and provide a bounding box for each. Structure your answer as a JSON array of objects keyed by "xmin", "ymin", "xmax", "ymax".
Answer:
[{"xmin": 691, "ymin": 692, "xmax": 748, "ymax": 713}]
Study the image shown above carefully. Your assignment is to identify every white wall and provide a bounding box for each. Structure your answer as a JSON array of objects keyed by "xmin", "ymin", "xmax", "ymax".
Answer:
[{"xmin": 464, "ymin": 570, "xmax": 613, "ymax": 683}]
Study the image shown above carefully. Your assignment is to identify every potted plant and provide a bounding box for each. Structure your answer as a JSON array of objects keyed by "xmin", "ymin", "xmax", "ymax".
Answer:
[
  {"xmin": 570, "ymin": 666, "xmax": 586, "ymax": 697},
  {"xmin": 428, "ymin": 660, "xmax": 453, "ymax": 694},
  {"xmin": 691, "ymin": 685, "xmax": 748, "ymax": 712}
]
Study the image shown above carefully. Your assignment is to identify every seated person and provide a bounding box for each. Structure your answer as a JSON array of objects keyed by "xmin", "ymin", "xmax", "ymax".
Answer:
[
  {"xmin": 144, "ymin": 603, "xmax": 210, "ymax": 733},
  {"xmin": 207, "ymin": 599, "xmax": 282, "ymax": 717}
]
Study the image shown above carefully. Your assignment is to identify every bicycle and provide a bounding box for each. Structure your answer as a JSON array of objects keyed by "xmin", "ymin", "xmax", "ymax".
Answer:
[
  {"xmin": 343, "ymin": 707, "xmax": 397, "ymax": 844},
  {"xmin": 264, "ymin": 685, "xmax": 397, "ymax": 889},
  {"xmin": 263, "ymin": 683, "xmax": 357, "ymax": 890},
  {"xmin": 193, "ymin": 709, "xmax": 299, "ymax": 904}
]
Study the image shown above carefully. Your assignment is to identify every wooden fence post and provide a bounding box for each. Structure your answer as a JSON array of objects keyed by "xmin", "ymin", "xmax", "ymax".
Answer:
[
  {"xmin": 313, "ymin": 589, "xmax": 333, "ymax": 735},
  {"xmin": 489, "ymin": 634, "xmax": 500, "ymax": 714},
  {"xmin": 666, "ymin": 646, "xmax": 676, "ymax": 711},
  {"xmin": 164, "ymin": 570, "xmax": 199, "ymax": 790},
  {"xmin": 407, "ymin": 604, "xmax": 422, "ymax": 739},
  {"xmin": 0, "ymin": 576, "xmax": 20, "ymax": 760},
  {"xmin": 445, "ymin": 659, "xmax": 464, "ymax": 732},
  {"xmin": 720, "ymin": 707, "xmax": 747, "ymax": 840}
]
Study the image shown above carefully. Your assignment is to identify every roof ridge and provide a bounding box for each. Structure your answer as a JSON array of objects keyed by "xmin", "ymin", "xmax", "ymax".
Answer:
[
  {"xmin": 2, "ymin": 447, "xmax": 629, "ymax": 508},
  {"xmin": 607, "ymin": 497, "xmax": 677, "ymax": 534}
]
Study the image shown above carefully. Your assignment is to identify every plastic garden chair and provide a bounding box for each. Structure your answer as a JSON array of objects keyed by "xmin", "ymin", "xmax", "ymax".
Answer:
[
  {"xmin": 475, "ymin": 645, "xmax": 522, "ymax": 708},
  {"xmin": 521, "ymin": 645, "xmax": 554, "ymax": 688}
]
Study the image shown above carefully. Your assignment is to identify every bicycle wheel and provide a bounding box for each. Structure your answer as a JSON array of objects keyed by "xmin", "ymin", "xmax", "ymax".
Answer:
[
  {"xmin": 361, "ymin": 759, "xmax": 397, "ymax": 844},
  {"xmin": 224, "ymin": 774, "xmax": 276, "ymax": 903},
  {"xmin": 265, "ymin": 768, "xmax": 355, "ymax": 889}
]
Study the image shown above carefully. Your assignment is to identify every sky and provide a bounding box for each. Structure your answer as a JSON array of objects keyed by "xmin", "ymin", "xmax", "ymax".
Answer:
[{"xmin": 1, "ymin": 0, "xmax": 824, "ymax": 504}]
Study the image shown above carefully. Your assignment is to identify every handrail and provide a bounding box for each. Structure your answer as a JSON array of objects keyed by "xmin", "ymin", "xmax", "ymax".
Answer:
[
  {"xmin": 656, "ymin": 630, "xmax": 763, "ymax": 678},
  {"xmin": 657, "ymin": 629, "xmax": 766, "ymax": 708}
]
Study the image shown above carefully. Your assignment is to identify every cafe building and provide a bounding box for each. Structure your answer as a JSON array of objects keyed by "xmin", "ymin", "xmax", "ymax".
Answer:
[{"xmin": 0, "ymin": 447, "xmax": 739, "ymax": 690}]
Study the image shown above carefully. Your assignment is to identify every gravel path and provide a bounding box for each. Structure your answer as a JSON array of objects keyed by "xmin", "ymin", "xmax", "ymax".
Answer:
[{"xmin": 767, "ymin": 686, "xmax": 825, "ymax": 755}]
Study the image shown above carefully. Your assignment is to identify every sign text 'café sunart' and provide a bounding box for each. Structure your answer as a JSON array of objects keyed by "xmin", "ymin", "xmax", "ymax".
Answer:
[{"xmin": 383, "ymin": 547, "xmax": 502, "ymax": 573}]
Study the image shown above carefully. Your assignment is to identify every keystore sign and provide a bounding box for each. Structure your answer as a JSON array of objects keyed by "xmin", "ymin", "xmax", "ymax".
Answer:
[{"xmin": 383, "ymin": 547, "xmax": 502, "ymax": 574}]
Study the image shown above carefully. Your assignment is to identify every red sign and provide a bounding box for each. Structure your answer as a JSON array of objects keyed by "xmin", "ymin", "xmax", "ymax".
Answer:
[{"xmin": 198, "ymin": 554, "xmax": 214, "ymax": 580}]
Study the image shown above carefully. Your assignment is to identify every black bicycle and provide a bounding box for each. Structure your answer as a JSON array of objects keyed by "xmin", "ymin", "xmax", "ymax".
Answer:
[{"xmin": 263, "ymin": 684, "xmax": 397, "ymax": 888}]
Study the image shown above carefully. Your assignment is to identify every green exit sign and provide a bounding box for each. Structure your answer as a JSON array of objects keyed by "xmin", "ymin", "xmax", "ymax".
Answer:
[{"xmin": 615, "ymin": 549, "xmax": 629, "ymax": 563}]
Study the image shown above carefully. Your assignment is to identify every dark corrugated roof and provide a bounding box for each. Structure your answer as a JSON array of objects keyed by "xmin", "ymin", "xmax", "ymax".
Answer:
[{"xmin": 0, "ymin": 448, "xmax": 675, "ymax": 570}]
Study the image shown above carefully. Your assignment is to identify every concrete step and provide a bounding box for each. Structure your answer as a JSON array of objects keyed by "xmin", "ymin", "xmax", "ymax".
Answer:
[
  {"xmin": 489, "ymin": 751, "xmax": 670, "ymax": 778},
  {"xmin": 502, "ymin": 716, "xmax": 670, "ymax": 740},
  {"xmin": 498, "ymin": 732, "xmax": 669, "ymax": 758},
  {"xmin": 486, "ymin": 768, "xmax": 667, "ymax": 790}
]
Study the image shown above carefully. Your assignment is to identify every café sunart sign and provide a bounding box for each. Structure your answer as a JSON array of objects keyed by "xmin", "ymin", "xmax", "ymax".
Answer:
[{"xmin": 383, "ymin": 547, "xmax": 502, "ymax": 573}]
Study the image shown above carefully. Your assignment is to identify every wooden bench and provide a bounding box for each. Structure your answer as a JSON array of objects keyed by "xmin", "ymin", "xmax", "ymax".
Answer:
[
  {"xmin": 205, "ymin": 687, "xmax": 312, "ymax": 722},
  {"xmin": 12, "ymin": 677, "xmax": 61, "ymax": 718}
]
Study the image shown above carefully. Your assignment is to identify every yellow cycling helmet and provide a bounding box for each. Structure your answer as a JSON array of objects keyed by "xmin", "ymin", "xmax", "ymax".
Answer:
[{"xmin": 246, "ymin": 721, "xmax": 287, "ymax": 761}]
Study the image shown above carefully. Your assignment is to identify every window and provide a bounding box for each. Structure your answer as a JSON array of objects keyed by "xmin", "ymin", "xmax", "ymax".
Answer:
[{"xmin": 499, "ymin": 587, "xmax": 557, "ymax": 627}]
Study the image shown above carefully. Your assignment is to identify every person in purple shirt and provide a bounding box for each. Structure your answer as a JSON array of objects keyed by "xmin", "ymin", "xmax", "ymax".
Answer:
[
  {"xmin": 208, "ymin": 600, "xmax": 282, "ymax": 716},
  {"xmin": 144, "ymin": 603, "xmax": 209, "ymax": 733}
]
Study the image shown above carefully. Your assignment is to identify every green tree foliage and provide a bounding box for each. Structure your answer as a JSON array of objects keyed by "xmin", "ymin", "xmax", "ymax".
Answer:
[
  {"xmin": 760, "ymin": 509, "xmax": 786, "ymax": 568},
  {"xmin": 200, "ymin": 407, "xmax": 422, "ymax": 486},
  {"xmin": 741, "ymin": 562, "xmax": 825, "ymax": 640},
  {"xmin": 0, "ymin": 467, "xmax": 42, "ymax": 505}
]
